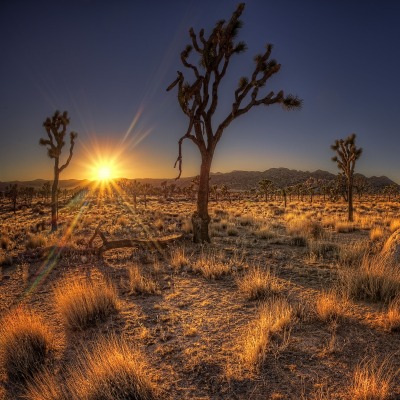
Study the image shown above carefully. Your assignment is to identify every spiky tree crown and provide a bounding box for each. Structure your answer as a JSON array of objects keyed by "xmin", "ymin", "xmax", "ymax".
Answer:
[
  {"xmin": 331, "ymin": 133, "xmax": 362, "ymax": 178},
  {"xmin": 167, "ymin": 3, "xmax": 302, "ymax": 178},
  {"xmin": 39, "ymin": 110, "xmax": 77, "ymax": 172}
]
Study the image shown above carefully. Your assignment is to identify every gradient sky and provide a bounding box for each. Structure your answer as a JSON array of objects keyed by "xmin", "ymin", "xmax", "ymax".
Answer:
[{"xmin": 1, "ymin": 0, "xmax": 400, "ymax": 182}]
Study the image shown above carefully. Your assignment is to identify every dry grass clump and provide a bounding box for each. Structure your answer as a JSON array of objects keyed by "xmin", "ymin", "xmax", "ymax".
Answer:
[
  {"xmin": 240, "ymin": 297, "xmax": 293, "ymax": 370},
  {"xmin": 25, "ymin": 369, "xmax": 66, "ymax": 400},
  {"xmin": 227, "ymin": 223, "xmax": 239, "ymax": 236},
  {"xmin": 315, "ymin": 290, "xmax": 348, "ymax": 322},
  {"xmin": 384, "ymin": 296, "xmax": 400, "ymax": 332},
  {"xmin": 335, "ymin": 221, "xmax": 356, "ymax": 233},
  {"xmin": 287, "ymin": 218, "xmax": 324, "ymax": 240},
  {"xmin": 68, "ymin": 337, "xmax": 159, "ymax": 400},
  {"xmin": 170, "ymin": 246, "xmax": 189, "ymax": 270},
  {"xmin": 389, "ymin": 219, "xmax": 400, "ymax": 233},
  {"xmin": 338, "ymin": 240, "xmax": 369, "ymax": 268},
  {"xmin": 54, "ymin": 276, "xmax": 118, "ymax": 330},
  {"xmin": 350, "ymin": 357, "xmax": 398, "ymax": 400},
  {"xmin": 193, "ymin": 249, "xmax": 230, "ymax": 279},
  {"xmin": 236, "ymin": 267, "xmax": 282, "ymax": 300},
  {"xmin": 25, "ymin": 233, "xmax": 46, "ymax": 249},
  {"xmin": 254, "ymin": 226, "xmax": 276, "ymax": 240},
  {"xmin": 370, "ymin": 226, "xmax": 385, "ymax": 242},
  {"xmin": 341, "ymin": 255, "xmax": 400, "ymax": 302},
  {"xmin": 116, "ymin": 215, "xmax": 129, "ymax": 227},
  {"xmin": 128, "ymin": 265, "xmax": 159, "ymax": 295},
  {"xmin": 0, "ymin": 308, "xmax": 54, "ymax": 382},
  {"xmin": 307, "ymin": 240, "xmax": 339, "ymax": 260},
  {"xmin": 0, "ymin": 232, "xmax": 12, "ymax": 250}
]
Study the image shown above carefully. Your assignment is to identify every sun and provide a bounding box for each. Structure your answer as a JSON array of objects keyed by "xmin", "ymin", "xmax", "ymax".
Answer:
[{"xmin": 97, "ymin": 165, "xmax": 113, "ymax": 181}]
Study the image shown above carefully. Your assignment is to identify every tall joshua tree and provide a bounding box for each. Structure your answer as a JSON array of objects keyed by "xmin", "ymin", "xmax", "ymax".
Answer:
[
  {"xmin": 258, "ymin": 179, "xmax": 273, "ymax": 202},
  {"xmin": 167, "ymin": 3, "xmax": 302, "ymax": 243},
  {"xmin": 331, "ymin": 133, "xmax": 362, "ymax": 222},
  {"xmin": 39, "ymin": 111, "xmax": 77, "ymax": 231}
]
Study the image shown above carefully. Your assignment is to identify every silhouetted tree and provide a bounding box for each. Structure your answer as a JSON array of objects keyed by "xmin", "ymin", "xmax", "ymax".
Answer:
[
  {"xmin": 5, "ymin": 184, "xmax": 19, "ymax": 214},
  {"xmin": 39, "ymin": 110, "xmax": 77, "ymax": 231},
  {"xmin": 167, "ymin": 3, "xmax": 301, "ymax": 242},
  {"xmin": 258, "ymin": 179, "xmax": 273, "ymax": 202},
  {"xmin": 331, "ymin": 133, "xmax": 362, "ymax": 222}
]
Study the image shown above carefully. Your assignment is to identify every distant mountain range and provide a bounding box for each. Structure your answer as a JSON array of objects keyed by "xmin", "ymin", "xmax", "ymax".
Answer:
[{"xmin": 0, "ymin": 168, "xmax": 398, "ymax": 193}]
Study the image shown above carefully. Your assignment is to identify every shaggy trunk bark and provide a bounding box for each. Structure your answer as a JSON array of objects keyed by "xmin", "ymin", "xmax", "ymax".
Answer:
[
  {"xmin": 51, "ymin": 160, "xmax": 59, "ymax": 231},
  {"xmin": 347, "ymin": 178, "xmax": 354, "ymax": 222},
  {"xmin": 192, "ymin": 154, "xmax": 212, "ymax": 243}
]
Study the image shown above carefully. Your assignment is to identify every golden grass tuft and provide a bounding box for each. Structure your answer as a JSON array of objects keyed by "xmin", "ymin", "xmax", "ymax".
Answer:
[
  {"xmin": 240, "ymin": 297, "xmax": 293, "ymax": 370},
  {"xmin": 389, "ymin": 219, "xmax": 400, "ymax": 233},
  {"xmin": 68, "ymin": 337, "xmax": 159, "ymax": 400},
  {"xmin": 54, "ymin": 276, "xmax": 118, "ymax": 330},
  {"xmin": 338, "ymin": 240, "xmax": 369, "ymax": 268},
  {"xmin": 170, "ymin": 246, "xmax": 189, "ymax": 270},
  {"xmin": 192, "ymin": 249, "xmax": 230, "ymax": 279},
  {"xmin": 25, "ymin": 368, "xmax": 66, "ymax": 400},
  {"xmin": 25, "ymin": 233, "xmax": 46, "ymax": 250},
  {"xmin": 236, "ymin": 267, "xmax": 282, "ymax": 300},
  {"xmin": 385, "ymin": 296, "xmax": 400, "ymax": 332},
  {"xmin": 351, "ymin": 357, "xmax": 398, "ymax": 400},
  {"xmin": 287, "ymin": 218, "xmax": 324, "ymax": 240},
  {"xmin": 315, "ymin": 290, "xmax": 348, "ymax": 322},
  {"xmin": 341, "ymin": 255, "xmax": 400, "ymax": 302},
  {"xmin": 128, "ymin": 264, "xmax": 159, "ymax": 295},
  {"xmin": 370, "ymin": 226, "xmax": 385, "ymax": 242},
  {"xmin": 0, "ymin": 307, "xmax": 54, "ymax": 382}
]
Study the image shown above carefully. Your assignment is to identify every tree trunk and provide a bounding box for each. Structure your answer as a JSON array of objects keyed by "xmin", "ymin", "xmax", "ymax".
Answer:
[
  {"xmin": 51, "ymin": 161, "xmax": 59, "ymax": 231},
  {"xmin": 348, "ymin": 179, "xmax": 354, "ymax": 222},
  {"xmin": 192, "ymin": 154, "xmax": 212, "ymax": 243}
]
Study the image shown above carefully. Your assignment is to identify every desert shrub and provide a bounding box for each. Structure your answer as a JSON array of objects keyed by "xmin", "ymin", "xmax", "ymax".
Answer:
[
  {"xmin": 54, "ymin": 276, "xmax": 118, "ymax": 330},
  {"xmin": 238, "ymin": 215, "xmax": 255, "ymax": 227},
  {"xmin": 181, "ymin": 217, "xmax": 192, "ymax": 234},
  {"xmin": 0, "ymin": 233, "xmax": 12, "ymax": 250},
  {"xmin": 68, "ymin": 337, "xmax": 159, "ymax": 400},
  {"xmin": 236, "ymin": 267, "xmax": 281, "ymax": 300},
  {"xmin": 370, "ymin": 226, "xmax": 385, "ymax": 242},
  {"xmin": 254, "ymin": 226, "xmax": 276, "ymax": 240},
  {"xmin": 287, "ymin": 218, "xmax": 324, "ymax": 240},
  {"xmin": 315, "ymin": 290, "xmax": 348, "ymax": 322},
  {"xmin": 289, "ymin": 235, "xmax": 307, "ymax": 247},
  {"xmin": 116, "ymin": 215, "xmax": 129, "ymax": 227},
  {"xmin": 389, "ymin": 219, "xmax": 400, "ymax": 233},
  {"xmin": 193, "ymin": 249, "xmax": 230, "ymax": 279},
  {"xmin": 240, "ymin": 297, "xmax": 292, "ymax": 370},
  {"xmin": 170, "ymin": 246, "xmax": 189, "ymax": 270},
  {"xmin": 338, "ymin": 240, "xmax": 369, "ymax": 268},
  {"xmin": 385, "ymin": 296, "xmax": 400, "ymax": 332},
  {"xmin": 128, "ymin": 265, "xmax": 159, "ymax": 295},
  {"xmin": 307, "ymin": 240, "xmax": 339, "ymax": 260},
  {"xmin": 341, "ymin": 255, "xmax": 400, "ymax": 302},
  {"xmin": 351, "ymin": 357, "xmax": 397, "ymax": 400},
  {"xmin": 0, "ymin": 308, "xmax": 54, "ymax": 382},
  {"xmin": 227, "ymin": 224, "xmax": 239, "ymax": 236},
  {"xmin": 25, "ymin": 233, "xmax": 46, "ymax": 250},
  {"xmin": 335, "ymin": 221, "xmax": 356, "ymax": 233},
  {"xmin": 25, "ymin": 369, "xmax": 66, "ymax": 400}
]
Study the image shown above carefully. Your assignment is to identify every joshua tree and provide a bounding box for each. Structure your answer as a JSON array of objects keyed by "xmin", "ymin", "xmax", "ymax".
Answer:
[
  {"xmin": 331, "ymin": 133, "xmax": 362, "ymax": 222},
  {"xmin": 167, "ymin": 3, "xmax": 301, "ymax": 242},
  {"xmin": 258, "ymin": 179, "xmax": 273, "ymax": 202},
  {"xmin": 39, "ymin": 111, "xmax": 77, "ymax": 231},
  {"xmin": 5, "ymin": 184, "xmax": 19, "ymax": 214}
]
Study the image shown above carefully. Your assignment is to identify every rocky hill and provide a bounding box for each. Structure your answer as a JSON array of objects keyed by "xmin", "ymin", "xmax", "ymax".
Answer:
[{"xmin": 0, "ymin": 168, "xmax": 397, "ymax": 192}]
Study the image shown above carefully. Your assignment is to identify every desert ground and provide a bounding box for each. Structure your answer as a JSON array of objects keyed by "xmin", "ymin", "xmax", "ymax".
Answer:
[{"xmin": 1, "ymin": 192, "xmax": 400, "ymax": 399}]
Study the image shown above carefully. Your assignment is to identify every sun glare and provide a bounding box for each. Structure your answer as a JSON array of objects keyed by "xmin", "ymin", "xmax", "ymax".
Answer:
[{"xmin": 97, "ymin": 165, "xmax": 112, "ymax": 181}]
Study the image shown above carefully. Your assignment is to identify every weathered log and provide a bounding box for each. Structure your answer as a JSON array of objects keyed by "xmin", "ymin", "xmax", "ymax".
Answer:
[{"xmin": 88, "ymin": 223, "xmax": 183, "ymax": 254}]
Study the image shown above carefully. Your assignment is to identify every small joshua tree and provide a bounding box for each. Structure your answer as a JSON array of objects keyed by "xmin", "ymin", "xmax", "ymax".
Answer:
[
  {"xmin": 167, "ymin": 3, "xmax": 301, "ymax": 242},
  {"xmin": 331, "ymin": 133, "xmax": 362, "ymax": 222},
  {"xmin": 39, "ymin": 111, "xmax": 77, "ymax": 231},
  {"xmin": 258, "ymin": 179, "xmax": 273, "ymax": 202}
]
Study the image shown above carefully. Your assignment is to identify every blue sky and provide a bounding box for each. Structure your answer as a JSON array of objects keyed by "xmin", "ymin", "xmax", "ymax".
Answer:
[{"xmin": 1, "ymin": 0, "xmax": 399, "ymax": 182}]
